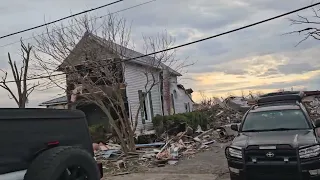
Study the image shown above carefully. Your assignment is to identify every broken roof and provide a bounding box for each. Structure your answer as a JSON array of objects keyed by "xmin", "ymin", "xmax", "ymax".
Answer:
[
  {"xmin": 177, "ymin": 84, "xmax": 195, "ymax": 103},
  {"xmin": 39, "ymin": 96, "xmax": 67, "ymax": 106},
  {"xmin": 304, "ymin": 91, "xmax": 320, "ymax": 96},
  {"xmin": 59, "ymin": 32, "xmax": 181, "ymax": 76}
]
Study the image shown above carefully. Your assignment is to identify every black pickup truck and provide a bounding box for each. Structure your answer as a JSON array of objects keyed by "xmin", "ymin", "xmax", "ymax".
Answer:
[
  {"xmin": 225, "ymin": 91, "xmax": 320, "ymax": 180},
  {"xmin": 0, "ymin": 108, "xmax": 103, "ymax": 180}
]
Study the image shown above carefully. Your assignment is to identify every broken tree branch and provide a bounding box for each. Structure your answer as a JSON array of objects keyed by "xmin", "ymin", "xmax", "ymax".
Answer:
[{"xmin": 0, "ymin": 40, "xmax": 35, "ymax": 108}]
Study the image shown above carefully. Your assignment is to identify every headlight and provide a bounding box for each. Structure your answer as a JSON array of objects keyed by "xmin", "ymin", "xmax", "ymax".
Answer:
[
  {"xmin": 228, "ymin": 147, "xmax": 242, "ymax": 159},
  {"xmin": 299, "ymin": 145, "xmax": 320, "ymax": 159}
]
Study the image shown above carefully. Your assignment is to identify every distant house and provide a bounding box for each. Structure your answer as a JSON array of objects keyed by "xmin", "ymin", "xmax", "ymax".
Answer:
[
  {"xmin": 39, "ymin": 96, "xmax": 67, "ymax": 109},
  {"xmin": 39, "ymin": 32, "xmax": 194, "ymax": 133},
  {"xmin": 175, "ymin": 84, "xmax": 194, "ymax": 113}
]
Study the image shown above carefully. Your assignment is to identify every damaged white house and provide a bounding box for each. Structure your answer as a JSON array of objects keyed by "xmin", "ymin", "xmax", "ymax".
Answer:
[{"xmin": 39, "ymin": 32, "xmax": 194, "ymax": 133}]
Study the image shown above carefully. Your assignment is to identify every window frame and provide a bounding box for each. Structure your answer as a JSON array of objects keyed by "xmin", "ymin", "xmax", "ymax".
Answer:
[
  {"xmin": 142, "ymin": 92, "xmax": 153, "ymax": 122},
  {"xmin": 184, "ymin": 103, "xmax": 188, "ymax": 112}
]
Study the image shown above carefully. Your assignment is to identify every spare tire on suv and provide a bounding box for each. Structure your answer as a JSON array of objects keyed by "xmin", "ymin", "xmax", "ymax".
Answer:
[{"xmin": 24, "ymin": 146, "xmax": 100, "ymax": 180}]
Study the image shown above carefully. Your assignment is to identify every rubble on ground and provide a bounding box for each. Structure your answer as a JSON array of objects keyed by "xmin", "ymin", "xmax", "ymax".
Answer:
[
  {"xmin": 94, "ymin": 96, "xmax": 252, "ymax": 176},
  {"xmin": 303, "ymin": 96, "xmax": 320, "ymax": 121},
  {"xmin": 201, "ymin": 97, "xmax": 245, "ymax": 129},
  {"xmin": 93, "ymin": 125, "xmax": 231, "ymax": 176},
  {"xmin": 207, "ymin": 106, "xmax": 243, "ymax": 129}
]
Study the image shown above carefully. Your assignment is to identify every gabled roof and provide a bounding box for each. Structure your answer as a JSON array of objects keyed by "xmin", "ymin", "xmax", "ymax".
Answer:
[
  {"xmin": 39, "ymin": 96, "xmax": 67, "ymax": 106},
  {"xmin": 59, "ymin": 32, "xmax": 181, "ymax": 76}
]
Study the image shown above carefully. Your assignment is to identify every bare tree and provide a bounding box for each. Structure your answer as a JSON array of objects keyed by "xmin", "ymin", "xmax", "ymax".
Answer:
[
  {"xmin": 255, "ymin": 91, "xmax": 263, "ymax": 97},
  {"xmin": 286, "ymin": 7, "xmax": 320, "ymax": 45},
  {"xmin": 241, "ymin": 90, "xmax": 245, "ymax": 98},
  {"xmin": 32, "ymin": 14, "xmax": 190, "ymax": 153},
  {"xmin": 0, "ymin": 40, "xmax": 38, "ymax": 108},
  {"xmin": 196, "ymin": 91, "xmax": 223, "ymax": 110}
]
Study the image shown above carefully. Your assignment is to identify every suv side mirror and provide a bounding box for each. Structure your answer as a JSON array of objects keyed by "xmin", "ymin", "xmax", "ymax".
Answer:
[
  {"xmin": 231, "ymin": 124, "xmax": 239, "ymax": 131},
  {"xmin": 315, "ymin": 120, "xmax": 320, "ymax": 128}
]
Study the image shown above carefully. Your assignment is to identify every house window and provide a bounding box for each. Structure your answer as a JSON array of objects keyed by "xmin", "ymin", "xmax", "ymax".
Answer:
[
  {"xmin": 185, "ymin": 102, "xmax": 191, "ymax": 112},
  {"xmin": 138, "ymin": 90, "xmax": 154, "ymax": 123},
  {"xmin": 171, "ymin": 93, "xmax": 176, "ymax": 114},
  {"xmin": 142, "ymin": 94, "xmax": 149, "ymax": 121},
  {"xmin": 173, "ymin": 90, "xmax": 177, "ymax": 99}
]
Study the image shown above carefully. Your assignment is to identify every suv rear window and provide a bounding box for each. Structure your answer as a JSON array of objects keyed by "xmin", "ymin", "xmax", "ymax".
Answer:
[{"xmin": 242, "ymin": 109, "xmax": 310, "ymax": 132}]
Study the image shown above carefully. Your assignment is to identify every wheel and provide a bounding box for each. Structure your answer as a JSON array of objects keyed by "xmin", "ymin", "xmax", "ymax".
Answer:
[{"xmin": 24, "ymin": 146, "xmax": 100, "ymax": 180}]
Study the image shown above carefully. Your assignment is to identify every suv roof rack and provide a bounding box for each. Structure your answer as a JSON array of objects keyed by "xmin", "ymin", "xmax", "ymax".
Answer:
[
  {"xmin": 257, "ymin": 91, "xmax": 305, "ymax": 106},
  {"xmin": 259, "ymin": 91, "xmax": 302, "ymax": 97}
]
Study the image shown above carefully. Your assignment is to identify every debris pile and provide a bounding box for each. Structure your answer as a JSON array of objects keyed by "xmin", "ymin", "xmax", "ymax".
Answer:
[
  {"xmin": 93, "ymin": 96, "xmax": 250, "ymax": 176},
  {"xmin": 207, "ymin": 106, "xmax": 243, "ymax": 129},
  {"xmin": 201, "ymin": 98, "xmax": 245, "ymax": 129},
  {"xmin": 93, "ymin": 141, "xmax": 148, "ymax": 175},
  {"xmin": 304, "ymin": 96, "xmax": 320, "ymax": 121},
  {"xmin": 93, "ymin": 125, "xmax": 226, "ymax": 176},
  {"xmin": 155, "ymin": 128, "xmax": 217, "ymax": 162},
  {"xmin": 225, "ymin": 96, "xmax": 251, "ymax": 113},
  {"xmin": 193, "ymin": 96, "xmax": 249, "ymax": 130}
]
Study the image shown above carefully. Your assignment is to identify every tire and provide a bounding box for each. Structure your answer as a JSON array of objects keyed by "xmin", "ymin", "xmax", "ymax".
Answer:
[{"xmin": 24, "ymin": 146, "xmax": 100, "ymax": 180}]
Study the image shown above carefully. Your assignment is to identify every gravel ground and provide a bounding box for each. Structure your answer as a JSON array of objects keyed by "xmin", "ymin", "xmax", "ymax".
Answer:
[{"xmin": 105, "ymin": 142, "xmax": 230, "ymax": 180}]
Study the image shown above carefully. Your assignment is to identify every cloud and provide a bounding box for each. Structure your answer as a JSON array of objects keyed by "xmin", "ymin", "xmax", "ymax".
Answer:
[
  {"xmin": 191, "ymin": 68, "xmax": 320, "ymax": 100},
  {"xmin": 278, "ymin": 63, "xmax": 318, "ymax": 75},
  {"xmin": 257, "ymin": 68, "xmax": 279, "ymax": 77},
  {"xmin": 193, "ymin": 46, "xmax": 320, "ymax": 80},
  {"xmin": 0, "ymin": 0, "xmax": 320, "ymax": 106}
]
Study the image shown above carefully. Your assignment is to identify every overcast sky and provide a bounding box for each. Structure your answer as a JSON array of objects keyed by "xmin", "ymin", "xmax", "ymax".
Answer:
[{"xmin": 0, "ymin": 0, "xmax": 319, "ymax": 107}]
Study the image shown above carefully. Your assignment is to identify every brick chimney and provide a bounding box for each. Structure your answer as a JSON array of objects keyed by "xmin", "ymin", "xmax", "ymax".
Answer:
[{"xmin": 162, "ymin": 66, "xmax": 171, "ymax": 115}]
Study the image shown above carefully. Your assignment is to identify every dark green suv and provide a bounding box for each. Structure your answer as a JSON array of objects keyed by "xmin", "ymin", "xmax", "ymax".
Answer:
[{"xmin": 225, "ymin": 92, "xmax": 320, "ymax": 180}]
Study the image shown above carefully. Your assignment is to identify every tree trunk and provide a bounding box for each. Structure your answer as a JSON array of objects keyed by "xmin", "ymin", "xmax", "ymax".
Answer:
[{"xmin": 97, "ymin": 101, "xmax": 130, "ymax": 154}]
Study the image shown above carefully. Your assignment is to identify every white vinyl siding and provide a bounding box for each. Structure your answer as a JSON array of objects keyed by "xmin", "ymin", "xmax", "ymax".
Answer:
[
  {"xmin": 167, "ymin": 76, "xmax": 193, "ymax": 114},
  {"xmin": 124, "ymin": 63, "xmax": 162, "ymax": 133},
  {"xmin": 171, "ymin": 86, "xmax": 194, "ymax": 114}
]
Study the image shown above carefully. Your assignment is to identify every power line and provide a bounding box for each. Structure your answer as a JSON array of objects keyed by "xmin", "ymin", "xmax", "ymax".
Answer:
[
  {"xmin": 123, "ymin": 1, "xmax": 320, "ymax": 62},
  {"xmin": 0, "ymin": 0, "xmax": 159, "ymax": 84},
  {"xmin": 0, "ymin": 0, "xmax": 123, "ymax": 40},
  {"xmin": 1, "ymin": 1, "xmax": 320, "ymax": 84},
  {"xmin": 0, "ymin": 0, "xmax": 157, "ymax": 48}
]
